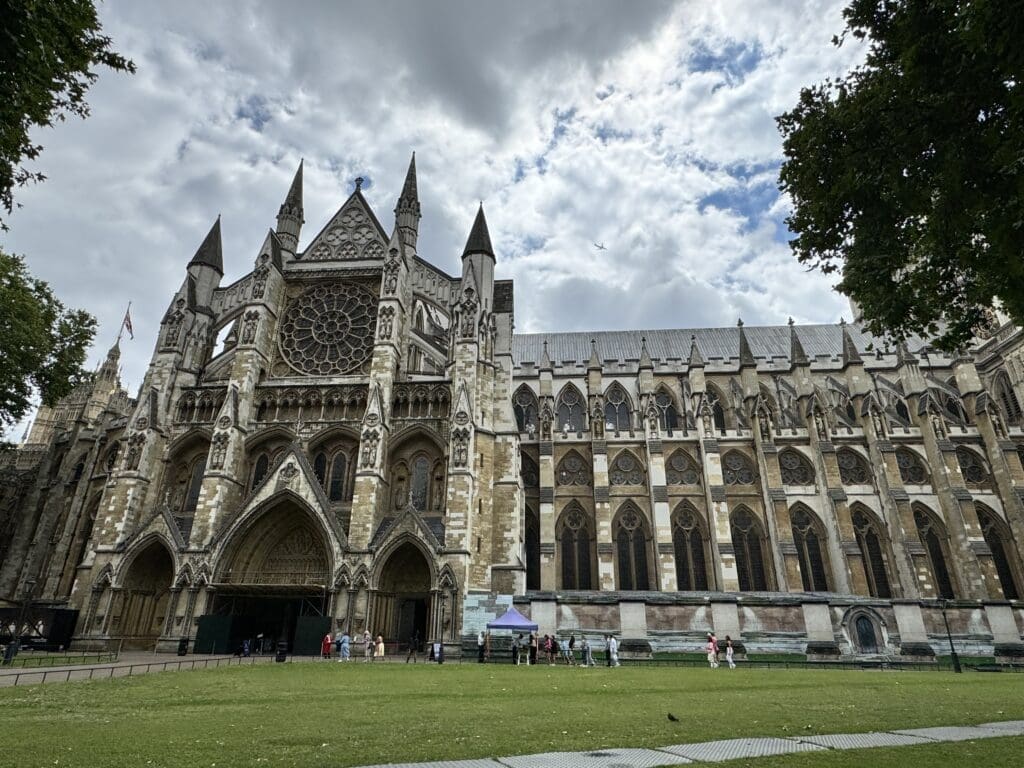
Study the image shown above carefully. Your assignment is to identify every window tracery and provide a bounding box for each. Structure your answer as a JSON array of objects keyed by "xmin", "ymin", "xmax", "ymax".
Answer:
[
  {"xmin": 955, "ymin": 447, "xmax": 988, "ymax": 486},
  {"xmin": 556, "ymin": 386, "xmax": 586, "ymax": 433},
  {"xmin": 976, "ymin": 506, "xmax": 1022, "ymax": 600},
  {"xmin": 615, "ymin": 505, "xmax": 650, "ymax": 590},
  {"xmin": 654, "ymin": 390, "xmax": 680, "ymax": 435},
  {"xmin": 837, "ymin": 449, "xmax": 872, "ymax": 485},
  {"xmin": 852, "ymin": 507, "xmax": 892, "ymax": 598},
  {"xmin": 673, "ymin": 506, "xmax": 709, "ymax": 591},
  {"xmin": 723, "ymin": 451, "xmax": 756, "ymax": 485},
  {"xmin": 666, "ymin": 451, "xmax": 700, "ymax": 485},
  {"xmin": 556, "ymin": 451, "xmax": 591, "ymax": 486},
  {"xmin": 896, "ymin": 448, "xmax": 929, "ymax": 485},
  {"xmin": 604, "ymin": 384, "xmax": 631, "ymax": 433},
  {"xmin": 278, "ymin": 282, "xmax": 377, "ymax": 375},
  {"xmin": 559, "ymin": 503, "xmax": 594, "ymax": 589},
  {"xmin": 914, "ymin": 507, "xmax": 956, "ymax": 599},
  {"xmin": 995, "ymin": 373, "xmax": 1022, "ymax": 425},
  {"xmin": 779, "ymin": 449, "xmax": 815, "ymax": 485},
  {"xmin": 513, "ymin": 386, "xmax": 539, "ymax": 434},
  {"xmin": 731, "ymin": 508, "xmax": 768, "ymax": 591},
  {"xmin": 609, "ymin": 451, "xmax": 645, "ymax": 486},
  {"xmin": 790, "ymin": 506, "xmax": 829, "ymax": 591}
]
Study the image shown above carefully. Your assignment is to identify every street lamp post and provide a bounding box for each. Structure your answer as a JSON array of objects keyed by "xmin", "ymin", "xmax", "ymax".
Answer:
[{"xmin": 939, "ymin": 599, "xmax": 962, "ymax": 674}]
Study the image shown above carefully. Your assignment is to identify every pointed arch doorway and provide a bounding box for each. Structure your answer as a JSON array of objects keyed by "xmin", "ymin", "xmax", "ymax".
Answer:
[
  {"xmin": 118, "ymin": 540, "xmax": 174, "ymax": 650},
  {"xmin": 373, "ymin": 542, "xmax": 432, "ymax": 647},
  {"xmin": 201, "ymin": 497, "xmax": 332, "ymax": 655}
]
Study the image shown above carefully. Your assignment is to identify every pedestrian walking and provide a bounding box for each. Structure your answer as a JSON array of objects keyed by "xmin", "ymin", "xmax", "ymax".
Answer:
[
  {"xmin": 725, "ymin": 635, "xmax": 736, "ymax": 669},
  {"xmin": 321, "ymin": 632, "xmax": 333, "ymax": 660},
  {"xmin": 340, "ymin": 630, "xmax": 351, "ymax": 661},
  {"xmin": 529, "ymin": 632, "xmax": 538, "ymax": 666},
  {"xmin": 609, "ymin": 634, "xmax": 620, "ymax": 667},
  {"xmin": 477, "ymin": 630, "xmax": 486, "ymax": 663},
  {"xmin": 605, "ymin": 634, "xmax": 612, "ymax": 667},
  {"xmin": 568, "ymin": 633, "xmax": 576, "ymax": 665},
  {"xmin": 706, "ymin": 633, "xmax": 719, "ymax": 669},
  {"xmin": 406, "ymin": 630, "xmax": 420, "ymax": 663},
  {"xmin": 512, "ymin": 633, "xmax": 521, "ymax": 665},
  {"xmin": 582, "ymin": 636, "xmax": 595, "ymax": 667},
  {"xmin": 363, "ymin": 629, "xmax": 373, "ymax": 662},
  {"xmin": 334, "ymin": 633, "xmax": 343, "ymax": 660},
  {"xmin": 374, "ymin": 634, "xmax": 385, "ymax": 661}
]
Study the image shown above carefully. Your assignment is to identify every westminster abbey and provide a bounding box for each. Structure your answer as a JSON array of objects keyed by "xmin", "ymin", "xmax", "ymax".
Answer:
[{"xmin": 2, "ymin": 156, "xmax": 1023, "ymax": 659}]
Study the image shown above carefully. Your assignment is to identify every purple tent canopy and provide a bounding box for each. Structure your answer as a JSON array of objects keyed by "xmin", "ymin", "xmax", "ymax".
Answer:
[{"xmin": 486, "ymin": 606, "xmax": 538, "ymax": 631}]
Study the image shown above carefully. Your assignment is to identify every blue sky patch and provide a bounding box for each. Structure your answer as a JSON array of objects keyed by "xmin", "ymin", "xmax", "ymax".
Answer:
[{"xmin": 688, "ymin": 39, "xmax": 765, "ymax": 83}]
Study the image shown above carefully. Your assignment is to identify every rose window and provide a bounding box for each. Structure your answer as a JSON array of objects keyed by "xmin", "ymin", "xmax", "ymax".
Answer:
[
  {"xmin": 723, "ymin": 451, "xmax": 755, "ymax": 485},
  {"xmin": 610, "ymin": 452, "xmax": 645, "ymax": 485},
  {"xmin": 278, "ymin": 282, "xmax": 377, "ymax": 375},
  {"xmin": 667, "ymin": 452, "xmax": 700, "ymax": 485}
]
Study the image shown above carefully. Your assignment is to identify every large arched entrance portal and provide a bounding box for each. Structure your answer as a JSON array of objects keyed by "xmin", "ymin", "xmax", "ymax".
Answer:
[
  {"xmin": 374, "ymin": 542, "xmax": 431, "ymax": 647},
  {"xmin": 200, "ymin": 499, "xmax": 332, "ymax": 655},
  {"xmin": 118, "ymin": 540, "xmax": 174, "ymax": 650}
]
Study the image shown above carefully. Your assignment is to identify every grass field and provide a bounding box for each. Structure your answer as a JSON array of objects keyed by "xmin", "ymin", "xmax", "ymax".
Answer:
[{"xmin": 1, "ymin": 662, "xmax": 1023, "ymax": 767}]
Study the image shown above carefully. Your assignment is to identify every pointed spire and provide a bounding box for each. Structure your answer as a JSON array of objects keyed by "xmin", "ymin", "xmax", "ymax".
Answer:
[
  {"xmin": 97, "ymin": 337, "xmax": 121, "ymax": 381},
  {"xmin": 189, "ymin": 217, "xmax": 223, "ymax": 275},
  {"xmin": 841, "ymin": 324, "xmax": 862, "ymax": 366},
  {"xmin": 638, "ymin": 336, "xmax": 653, "ymax": 370},
  {"xmin": 738, "ymin": 321, "xmax": 755, "ymax": 368},
  {"xmin": 462, "ymin": 204, "xmax": 495, "ymax": 259},
  {"xmin": 687, "ymin": 335, "xmax": 705, "ymax": 368},
  {"xmin": 395, "ymin": 153, "xmax": 421, "ymax": 250},
  {"xmin": 790, "ymin": 323, "xmax": 809, "ymax": 367},
  {"xmin": 539, "ymin": 339, "xmax": 553, "ymax": 371},
  {"xmin": 398, "ymin": 153, "xmax": 418, "ymax": 209},
  {"xmin": 587, "ymin": 339, "xmax": 602, "ymax": 371},
  {"xmin": 280, "ymin": 159, "xmax": 303, "ymax": 216}
]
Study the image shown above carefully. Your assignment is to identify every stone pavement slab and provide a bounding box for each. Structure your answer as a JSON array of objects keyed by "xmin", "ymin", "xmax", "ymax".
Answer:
[
  {"xmin": 499, "ymin": 748, "xmax": 692, "ymax": 768},
  {"xmin": 978, "ymin": 720, "xmax": 1024, "ymax": 735},
  {"xmin": 361, "ymin": 760, "xmax": 503, "ymax": 768},
  {"xmin": 892, "ymin": 725, "xmax": 1008, "ymax": 742},
  {"xmin": 797, "ymin": 732, "xmax": 931, "ymax": 750},
  {"xmin": 660, "ymin": 737, "xmax": 823, "ymax": 762}
]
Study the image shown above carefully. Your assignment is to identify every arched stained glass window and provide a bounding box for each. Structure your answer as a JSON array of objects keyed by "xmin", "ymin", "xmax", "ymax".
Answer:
[
  {"xmin": 723, "ymin": 451, "xmax": 756, "ymax": 485},
  {"xmin": 615, "ymin": 505, "xmax": 650, "ymax": 591},
  {"xmin": 852, "ymin": 508, "xmax": 892, "ymax": 598},
  {"xmin": 791, "ymin": 506, "xmax": 829, "ymax": 591},
  {"xmin": 513, "ymin": 386, "xmax": 539, "ymax": 434},
  {"xmin": 525, "ymin": 506, "xmax": 541, "ymax": 591},
  {"xmin": 655, "ymin": 390, "xmax": 680, "ymax": 435},
  {"xmin": 604, "ymin": 385, "xmax": 631, "ymax": 433},
  {"xmin": 896, "ymin": 448, "xmax": 929, "ymax": 485},
  {"xmin": 837, "ymin": 449, "xmax": 871, "ymax": 485},
  {"xmin": 328, "ymin": 453, "xmax": 347, "ymax": 501},
  {"xmin": 855, "ymin": 615, "xmax": 879, "ymax": 653},
  {"xmin": 556, "ymin": 386, "xmax": 586, "ymax": 433},
  {"xmin": 894, "ymin": 398, "xmax": 911, "ymax": 423},
  {"xmin": 914, "ymin": 507, "xmax": 956, "ymax": 599},
  {"xmin": 252, "ymin": 453, "xmax": 270, "ymax": 490},
  {"xmin": 313, "ymin": 452, "xmax": 328, "ymax": 486},
  {"xmin": 731, "ymin": 508, "xmax": 768, "ymax": 591},
  {"xmin": 977, "ymin": 506, "xmax": 1022, "ymax": 600},
  {"xmin": 673, "ymin": 507, "xmax": 709, "ymax": 591},
  {"xmin": 779, "ymin": 450, "xmax": 815, "ymax": 485},
  {"xmin": 559, "ymin": 504, "xmax": 593, "ymax": 590},
  {"xmin": 666, "ymin": 451, "xmax": 700, "ymax": 485},
  {"xmin": 710, "ymin": 392, "xmax": 726, "ymax": 432},
  {"xmin": 410, "ymin": 456, "xmax": 430, "ymax": 511},
  {"xmin": 521, "ymin": 453, "xmax": 539, "ymax": 491},
  {"xmin": 183, "ymin": 455, "xmax": 207, "ymax": 514},
  {"xmin": 995, "ymin": 373, "xmax": 1022, "ymax": 425}
]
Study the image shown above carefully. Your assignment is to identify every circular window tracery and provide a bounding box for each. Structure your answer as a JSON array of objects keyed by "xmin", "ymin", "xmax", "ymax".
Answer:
[{"xmin": 278, "ymin": 282, "xmax": 377, "ymax": 375}]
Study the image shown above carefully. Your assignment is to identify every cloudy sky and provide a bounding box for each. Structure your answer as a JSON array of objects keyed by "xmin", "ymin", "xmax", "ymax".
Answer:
[{"xmin": 2, "ymin": 0, "xmax": 867, "ymax": 433}]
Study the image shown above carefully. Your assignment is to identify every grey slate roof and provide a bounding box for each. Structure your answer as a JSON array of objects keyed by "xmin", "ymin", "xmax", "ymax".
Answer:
[{"xmin": 512, "ymin": 324, "xmax": 923, "ymax": 368}]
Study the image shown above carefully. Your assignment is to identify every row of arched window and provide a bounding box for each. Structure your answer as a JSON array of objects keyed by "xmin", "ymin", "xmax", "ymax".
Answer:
[
  {"xmin": 523, "ymin": 501, "xmax": 1024, "ymax": 600},
  {"xmin": 532, "ymin": 445, "xmax": 993, "ymax": 491},
  {"xmin": 514, "ymin": 384, "xmax": 681, "ymax": 436}
]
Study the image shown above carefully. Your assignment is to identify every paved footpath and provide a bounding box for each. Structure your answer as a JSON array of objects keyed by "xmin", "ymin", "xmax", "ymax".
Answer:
[{"xmin": 358, "ymin": 721, "xmax": 1024, "ymax": 767}]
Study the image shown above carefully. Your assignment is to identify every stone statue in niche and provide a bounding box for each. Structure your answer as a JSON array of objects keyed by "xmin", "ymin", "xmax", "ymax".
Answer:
[
  {"xmin": 125, "ymin": 433, "xmax": 145, "ymax": 471},
  {"xmin": 392, "ymin": 474, "xmax": 407, "ymax": 510},
  {"xmin": 757, "ymin": 408, "xmax": 771, "ymax": 441},
  {"xmin": 647, "ymin": 407, "xmax": 660, "ymax": 438},
  {"xmin": 930, "ymin": 410, "xmax": 947, "ymax": 438},
  {"xmin": 165, "ymin": 310, "xmax": 184, "ymax": 346},
  {"xmin": 432, "ymin": 476, "xmax": 444, "ymax": 511},
  {"xmin": 452, "ymin": 428, "xmax": 470, "ymax": 467},
  {"xmin": 210, "ymin": 433, "xmax": 229, "ymax": 470},
  {"xmin": 870, "ymin": 407, "xmax": 886, "ymax": 438},
  {"xmin": 540, "ymin": 405, "xmax": 553, "ymax": 441},
  {"xmin": 700, "ymin": 405, "xmax": 713, "ymax": 436},
  {"xmin": 378, "ymin": 307, "xmax": 395, "ymax": 340},
  {"xmin": 251, "ymin": 266, "xmax": 269, "ymax": 299},
  {"xmin": 813, "ymin": 409, "xmax": 828, "ymax": 441},
  {"xmin": 360, "ymin": 430, "xmax": 379, "ymax": 469},
  {"xmin": 592, "ymin": 407, "xmax": 604, "ymax": 438},
  {"xmin": 241, "ymin": 311, "xmax": 260, "ymax": 344},
  {"xmin": 988, "ymin": 407, "xmax": 1006, "ymax": 439}
]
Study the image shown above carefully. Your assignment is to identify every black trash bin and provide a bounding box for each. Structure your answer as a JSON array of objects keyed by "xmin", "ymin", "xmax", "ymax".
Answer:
[
  {"xmin": 177, "ymin": 637, "xmax": 189, "ymax": 656},
  {"xmin": 275, "ymin": 640, "xmax": 288, "ymax": 663}
]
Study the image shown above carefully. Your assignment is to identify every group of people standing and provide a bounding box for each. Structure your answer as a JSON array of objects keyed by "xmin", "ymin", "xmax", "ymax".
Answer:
[
  {"xmin": 320, "ymin": 630, "xmax": 385, "ymax": 662},
  {"xmin": 483, "ymin": 631, "xmax": 621, "ymax": 667},
  {"xmin": 705, "ymin": 633, "xmax": 737, "ymax": 669}
]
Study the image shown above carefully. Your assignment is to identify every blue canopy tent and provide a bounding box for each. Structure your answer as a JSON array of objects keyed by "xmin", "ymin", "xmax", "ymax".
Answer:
[{"xmin": 486, "ymin": 606, "xmax": 538, "ymax": 632}]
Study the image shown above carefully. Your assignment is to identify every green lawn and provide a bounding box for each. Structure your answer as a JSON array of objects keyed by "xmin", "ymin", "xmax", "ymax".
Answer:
[{"xmin": 1, "ymin": 662, "xmax": 1022, "ymax": 767}]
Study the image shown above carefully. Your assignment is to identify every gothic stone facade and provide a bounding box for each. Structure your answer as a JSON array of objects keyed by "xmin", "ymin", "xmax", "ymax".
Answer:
[{"xmin": 3, "ymin": 157, "xmax": 1024, "ymax": 659}]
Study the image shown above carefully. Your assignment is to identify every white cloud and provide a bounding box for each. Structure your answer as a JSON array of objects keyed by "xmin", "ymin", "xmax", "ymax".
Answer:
[{"xmin": 1, "ymin": 0, "xmax": 867, "ymax": 437}]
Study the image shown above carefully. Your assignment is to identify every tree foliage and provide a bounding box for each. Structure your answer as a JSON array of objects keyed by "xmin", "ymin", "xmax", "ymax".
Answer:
[
  {"xmin": 777, "ymin": 0, "xmax": 1024, "ymax": 350},
  {"xmin": 0, "ymin": 0, "xmax": 135, "ymax": 228},
  {"xmin": 0, "ymin": 249, "xmax": 97, "ymax": 434}
]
